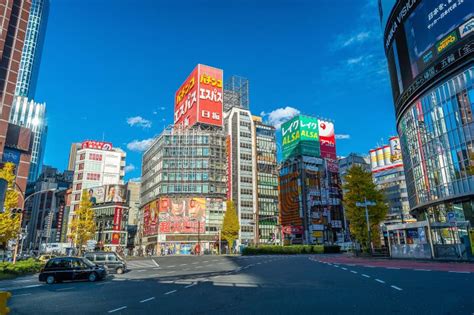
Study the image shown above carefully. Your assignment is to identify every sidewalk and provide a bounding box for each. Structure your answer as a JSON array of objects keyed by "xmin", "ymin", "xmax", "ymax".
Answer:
[{"xmin": 316, "ymin": 254, "xmax": 474, "ymax": 273}]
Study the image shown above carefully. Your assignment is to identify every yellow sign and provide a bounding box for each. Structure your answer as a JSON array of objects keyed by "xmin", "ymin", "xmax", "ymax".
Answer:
[
  {"xmin": 312, "ymin": 231, "xmax": 323, "ymax": 237},
  {"xmin": 469, "ymin": 229, "xmax": 474, "ymax": 255}
]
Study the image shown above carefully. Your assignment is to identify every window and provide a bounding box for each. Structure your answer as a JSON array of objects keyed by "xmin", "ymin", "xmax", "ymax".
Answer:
[
  {"xmin": 78, "ymin": 163, "xmax": 84, "ymax": 171},
  {"xmin": 89, "ymin": 153, "xmax": 103, "ymax": 161},
  {"xmin": 76, "ymin": 172, "xmax": 83, "ymax": 180},
  {"xmin": 86, "ymin": 173, "xmax": 100, "ymax": 180},
  {"xmin": 106, "ymin": 254, "xmax": 117, "ymax": 262},
  {"xmin": 75, "ymin": 183, "xmax": 82, "ymax": 191},
  {"xmin": 79, "ymin": 153, "xmax": 85, "ymax": 160}
]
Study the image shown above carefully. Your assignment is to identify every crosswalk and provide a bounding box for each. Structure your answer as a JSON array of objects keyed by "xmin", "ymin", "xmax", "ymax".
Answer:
[{"xmin": 126, "ymin": 259, "xmax": 159, "ymax": 269}]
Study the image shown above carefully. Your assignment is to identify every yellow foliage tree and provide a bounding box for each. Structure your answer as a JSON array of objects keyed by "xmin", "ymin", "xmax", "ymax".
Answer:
[
  {"xmin": 68, "ymin": 190, "xmax": 95, "ymax": 255},
  {"xmin": 0, "ymin": 162, "xmax": 20, "ymax": 249},
  {"xmin": 221, "ymin": 200, "xmax": 240, "ymax": 254}
]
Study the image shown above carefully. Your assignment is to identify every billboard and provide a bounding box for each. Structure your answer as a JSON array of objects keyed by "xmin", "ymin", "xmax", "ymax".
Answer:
[
  {"xmin": 370, "ymin": 136, "xmax": 403, "ymax": 173},
  {"xmin": 81, "ymin": 140, "xmax": 113, "ymax": 151},
  {"xmin": 88, "ymin": 184, "xmax": 126, "ymax": 205},
  {"xmin": 111, "ymin": 207, "xmax": 123, "ymax": 245},
  {"xmin": 2, "ymin": 148, "xmax": 21, "ymax": 165},
  {"xmin": 382, "ymin": 0, "xmax": 473, "ymax": 118},
  {"xmin": 281, "ymin": 115, "xmax": 320, "ymax": 160},
  {"xmin": 174, "ymin": 64, "xmax": 223, "ymax": 129},
  {"xmin": 143, "ymin": 200, "xmax": 159, "ymax": 236},
  {"xmin": 318, "ymin": 120, "xmax": 336, "ymax": 160},
  {"xmin": 158, "ymin": 197, "xmax": 206, "ymax": 234}
]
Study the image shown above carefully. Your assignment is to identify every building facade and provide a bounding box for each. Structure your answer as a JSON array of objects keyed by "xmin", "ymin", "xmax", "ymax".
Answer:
[
  {"xmin": 252, "ymin": 116, "xmax": 279, "ymax": 244},
  {"xmin": 140, "ymin": 126, "xmax": 227, "ymax": 254},
  {"xmin": 15, "ymin": 0, "xmax": 49, "ymax": 98},
  {"xmin": 67, "ymin": 141, "xmax": 126, "ymax": 239},
  {"xmin": 67, "ymin": 143, "xmax": 81, "ymax": 171},
  {"xmin": 338, "ymin": 153, "xmax": 370, "ymax": 185},
  {"xmin": 9, "ymin": 96, "xmax": 47, "ymax": 183},
  {"xmin": 126, "ymin": 180, "xmax": 140, "ymax": 251},
  {"xmin": 380, "ymin": 0, "xmax": 473, "ymax": 259}
]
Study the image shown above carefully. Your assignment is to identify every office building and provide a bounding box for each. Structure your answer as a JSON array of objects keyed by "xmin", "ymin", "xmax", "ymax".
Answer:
[
  {"xmin": 338, "ymin": 153, "xmax": 370, "ymax": 185},
  {"xmin": 67, "ymin": 143, "xmax": 81, "ymax": 171},
  {"xmin": 9, "ymin": 96, "xmax": 47, "ymax": 183},
  {"xmin": 279, "ymin": 115, "xmax": 344, "ymax": 244},
  {"xmin": 15, "ymin": 0, "xmax": 49, "ymax": 98},
  {"xmin": 126, "ymin": 180, "xmax": 140, "ymax": 251},
  {"xmin": 252, "ymin": 116, "xmax": 279, "ymax": 244},
  {"xmin": 0, "ymin": 0, "xmax": 34, "ymax": 195},
  {"xmin": 379, "ymin": 0, "xmax": 473, "ymax": 259}
]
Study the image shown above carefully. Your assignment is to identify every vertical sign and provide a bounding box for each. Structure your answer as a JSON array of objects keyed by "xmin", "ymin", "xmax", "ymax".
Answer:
[{"xmin": 112, "ymin": 207, "xmax": 122, "ymax": 245}]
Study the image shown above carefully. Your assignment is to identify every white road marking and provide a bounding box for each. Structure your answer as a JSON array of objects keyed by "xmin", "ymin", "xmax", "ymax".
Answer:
[
  {"xmin": 13, "ymin": 293, "xmax": 31, "ymax": 297},
  {"xmin": 165, "ymin": 290, "xmax": 177, "ymax": 295},
  {"xmin": 136, "ymin": 270, "xmax": 146, "ymax": 272},
  {"xmin": 203, "ymin": 261, "xmax": 209, "ymax": 263},
  {"xmin": 108, "ymin": 306, "xmax": 127, "ymax": 313},
  {"xmin": 56, "ymin": 287, "xmax": 75, "ymax": 291},
  {"xmin": 375, "ymin": 279, "xmax": 385, "ymax": 284},
  {"xmin": 235, "ymin": 283, "xmax": 258, "ymax": 287},
  {"xmin": 448, "ymin": 271, "xmax": 470, "ymax": 274},
  {"xmin": 153, "ymin": 267, "xmax": 161, "ymax": 270},
  {"xmin": 168, "ymin": 265, "xmax": 176, "ymax": 268},
  {"xmin": 152, "ymin": 259, "xmax": 160, "ymax": 267},
  {"xmin": 350, "ymin": 271, "xmax": 357, "ymax": 274},
  {"xmin": 362, "ymin": 274, "xmax": 370, "ymax": 278},
  {"xmin": 140, "ymin": 297, "xmax": 155, "ymax": 303},
  {"xmin": 180, "ymin": 264, "xmax": 187, "ymax": 266},
  {"xmin": 414, "ymin": 269, "xmax": 431, "ymax": 271},
  {"xmin": 391, "ymin": 285, "xmax": 403, "ymax": 291},
  {"xmin": 341, "ymin": 267, "xmax": 348, "ymax": 271},
  {"xmin": 185, "ymin": 283, "xmax": 197, "ymax": 288}
]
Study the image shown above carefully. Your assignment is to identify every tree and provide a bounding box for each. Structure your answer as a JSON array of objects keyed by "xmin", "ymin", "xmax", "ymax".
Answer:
[
  {"xmin": 0, "ymin": 162, "xmax": 20, "ymax": 250},
  {"xmin": 343, "ymin": 165, "xmax": 388, "ymax": 252},
  {"xmin": 68, "ymin": 190, "xmax": 95, "ymax": 255},
  {"xmin": 221, "ymin": 200, "xmax": 240, "ymax": 254}
]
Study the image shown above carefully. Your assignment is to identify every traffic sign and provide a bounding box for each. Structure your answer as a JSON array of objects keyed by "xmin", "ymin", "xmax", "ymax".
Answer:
[{"xmin": 447, "ymin": 212, "xmax": 456, "ymax": 222}]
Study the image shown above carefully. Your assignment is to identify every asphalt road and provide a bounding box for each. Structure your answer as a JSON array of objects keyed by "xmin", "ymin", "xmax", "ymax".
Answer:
[{"xmin": 4, "ymin": 255, "xmax": 474, "ymax": 314}]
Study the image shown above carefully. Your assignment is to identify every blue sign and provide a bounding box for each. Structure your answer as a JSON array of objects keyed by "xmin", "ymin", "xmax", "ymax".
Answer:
[
  {"xmin": 2, "ymin": 148, "xmax": 20, "ymax": 165},
  {"xmin": 447, "ymin": 212, "xmax": 456, "ymax": 222}
]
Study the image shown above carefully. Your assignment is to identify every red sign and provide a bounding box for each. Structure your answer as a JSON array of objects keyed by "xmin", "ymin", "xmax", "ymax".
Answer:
[
  {"xmin": 282, "ymin": 225, "xmax": 304, "ymax": 234},
  {"xmin": 226, "ymin": 135, "xmax": 232, "ymax": 200},
  {"xmin": 318, "ymin": 120, "xmax": 336, "ymax": 160},
  {"xmin": 158, "ymin": 197, "xmax": 206, "ymax": 234},
  {"xmin": 111, "ymin": 207, "xmax": 123, "ymax": 244},
  {"xmin": 81, "ymin": 140, "xmax": 113, "ymax": 151},
  {"xmin": 174, "ymin": 64, "xmax": 223, "ymax": 129},
  {"xmin": 143, "ymin": 200, "xmax": 159, "ymax": 236}
]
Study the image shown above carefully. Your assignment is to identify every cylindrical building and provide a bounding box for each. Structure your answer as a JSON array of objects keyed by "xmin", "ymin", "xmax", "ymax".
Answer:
[
  {"xmin": 369, "ymin": 149, "xmax": 378, "ymax": 169},
  {"xmin": 379, "ymin": 0, "xmax": 473, "ymax": 226}
]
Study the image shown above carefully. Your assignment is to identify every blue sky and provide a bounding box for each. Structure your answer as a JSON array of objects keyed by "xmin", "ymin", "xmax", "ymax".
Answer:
[{"xmin": 36, "ymin": 0, "xmax": 397, "ymax": 181}]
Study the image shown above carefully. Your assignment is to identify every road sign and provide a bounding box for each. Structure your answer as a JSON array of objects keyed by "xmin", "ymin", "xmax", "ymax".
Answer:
[{"xmin": 447, "ymin": 212, "xmax": 456, "ymax": 223}]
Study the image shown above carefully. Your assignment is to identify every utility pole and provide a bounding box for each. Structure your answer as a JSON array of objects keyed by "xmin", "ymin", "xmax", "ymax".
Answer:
[{"xmin": 356, "ymin": 199, "xmax": 376, "ymax": 254}]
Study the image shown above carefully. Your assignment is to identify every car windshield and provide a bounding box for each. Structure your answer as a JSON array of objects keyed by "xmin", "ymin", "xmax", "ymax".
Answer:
[{"xmin": 81, "ymin": 257, "xmax": 96, "ymax": 268}]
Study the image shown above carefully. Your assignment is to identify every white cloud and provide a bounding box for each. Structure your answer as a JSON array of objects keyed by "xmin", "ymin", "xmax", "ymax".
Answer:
[
  {"xmin": 126, "ymin": 116, "xmax": 152, "ymax": 128},
  {"xmin": 266, "ymin": 106, "xmax": 300, "ymax": 130},
  {"xmin": 124, "ymin": 164, "xmax": 135, "ymax": 173},
  {"xmin": 126, "ymin": 138, "xmax": 155, "ymax": 152},
  {"xmin": 346, "ymin": 56, "xmax": 364, "ymax": 65},
  {"xmin": 335, "ymin": 134, "xmax": 351, "ymax": 140},
  {"xmin": 341, "ymin": 31, "xmax": 371, "ymax": 48}
]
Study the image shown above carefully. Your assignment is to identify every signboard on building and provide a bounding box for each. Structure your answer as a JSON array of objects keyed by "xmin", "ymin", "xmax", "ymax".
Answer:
[
  {"xmin": 370, "ymin": 136, "xmax": 404, "ymax": 173},
  {"xmin": 81, "ymin": 140, "xmax": 113, "ymax": 151},
  {"xmin": 2, "ymin": 148, "xmax": 21, "ymax": 165},
  {"xmin": 281, "ymin": 115, "xmax": 320, "ymax": 160},
  {"xmin": 88, "ymin": 185, "xmax": 126, "ymax": 205},
  {"xmin": 111, "ymin": 207, "xmax": 123, "ymax": 245},
  {"xmin": 158, "ymin": 197, "xmax": 206, "ymax": 234},
  {"xmin": 174, "ymin": 64, "xmax": 223, "ymax": 129},
  {"xmin": 318, "ymin": 120, "xmax": 336, "ymax": 160},
  {"xmin": 143, "ymin": 200, "xmax": 159, "ymax": 236}
]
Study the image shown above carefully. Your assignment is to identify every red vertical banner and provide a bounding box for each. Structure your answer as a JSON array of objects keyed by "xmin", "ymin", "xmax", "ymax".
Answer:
[
  {"xmin": 197, "ymin": 64, "xmax": 223, "ymax": 127},
  {"xmin": 112, "ymin": 207, "xmax": 122, "ymax": 245},
  {"xmin": 318, "ymin": 120, "xmax": 336, "ymax": 160},
  {"xmin": 174, "ymin": 66, "xmax": 199, "ymax": 128}
]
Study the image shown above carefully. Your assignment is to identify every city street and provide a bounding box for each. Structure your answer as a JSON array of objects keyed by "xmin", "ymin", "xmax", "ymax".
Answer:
[{"xmin": 5, "ymin": 255, "xmax": 474, "ymax": 314}]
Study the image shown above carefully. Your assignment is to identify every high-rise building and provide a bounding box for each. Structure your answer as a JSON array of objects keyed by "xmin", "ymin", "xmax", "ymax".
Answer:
[
  {"xmin": 252, "ymin": 116, "xmax": 279, "ymax": 245},
  {"xmin": 338, "ymin": 153, "xmax": 370, "ymax": 185},
  {"xmin": 369, "ymin": 137, "xmax": 412, "ymax": 224},
  {"xmin": 379, "ymin": 1, "xmax": 473, "ymax": 259},
  {"xmin": 0, "ymin": 1, "xmax": 34, "ymax": 195},
  {"xmin": 67, "ymin": 143, "xmax": 81, "ymax": 171},
  {"xmin": 67, "ymin": 141, "xmax": 126, "ymax": 239},
  {"xmin": 15, "ymin": 0, "xmax": 49, "ymax": 98},
  {"xmin": 126, "ymin": 180, "xmax": 140, "ymax": 251},
  {"xmin": 9, "ymin": 96, "xmax": 47, "ymax": 183},
  {"xmin": 224, "ymin": 106, "xmax": 257, "ymax": 246},
  {"xmin": 279, "ymin": 115, "xmax": 343, "ymax": 245},
  {"xmin": 140, "ymin": 126, "xmax": 227, "ymax": 254}
]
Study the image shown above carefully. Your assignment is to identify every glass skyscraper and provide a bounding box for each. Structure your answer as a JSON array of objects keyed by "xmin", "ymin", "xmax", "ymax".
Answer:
[{"xmin": 15, "ymin": 0, "xmax": 49, "ymax": 98}]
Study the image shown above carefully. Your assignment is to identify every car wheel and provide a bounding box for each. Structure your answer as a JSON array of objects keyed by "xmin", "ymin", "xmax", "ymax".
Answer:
[
  {"xmin": 116, "ymin": 267, "xmax": 124, "ymax": 275},
  {"xmin": 46, "ymin": 275, "xmax": 55, "ymax": 284},
  {"xmin": 88, "ymin": 272, "xmax": 97, "ymax": 282}
]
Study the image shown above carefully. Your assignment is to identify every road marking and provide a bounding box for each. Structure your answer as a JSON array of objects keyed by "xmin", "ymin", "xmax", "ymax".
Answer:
[
  {"xmin": 203, "ymin": 261, "xmax": 209, "ymax": 263},
  {"xmin": 448, "ymin": 271, "xmax": 470, "ymax": 274},
  {"xmin": 185, "ymin": 283, "xmax": 197, "ymax": 288},
  {"xmin": 362, "ymin": 274, "xmax": 370, "ymax": 278},
  {"xmin": 13, "ymin": 293, "xmax": 31, "ymax": 297},
  {"xmin": 153, "ymin": 267, "xmax": 161, "ymax": 270},
  {"xmin": 414, "ymin": 269, "xmax": 431, "ymax": 271},
  {"xmin": 140, "ymin": 297, "xmax": 155, "ymax": 303},
  {"xmin": 375, "ymin": 279, "xmax": 385, "ymax": 284},
  {"xmin": 350, "ymin": 271, "xmax": 357, "ymax": 274},
  {"xmin": 136, "ymin": 270, "xmax": 146, "ymax": 272},
  {"xmin": 391, "ymin": 285, "xmax": 403, "ymax": 291},
  {"xmin": 168, "ymin": 265, "xmax": 176, "ymax": 268},
  {"xmin": 386, "ymin": 267, "xmax": 400, "ymax": 270},
  {"xmin": 165, "ymin": 290, "xmax": 177, "ymax": 295},
  {"xmin": 152, "ymin": 259, "xmax": 160, "ymax": 267},
  {"xmin": 235, "ymin": 283, "xmax": 258, "ymax": 287},
  {"xmin": 56, "ymin": 287, "xmax": 75, "ymax": 291},
  {"xmin": 108, "ymin": 306, "xmax": 127, "ymax": 313},
  {"xmin": 180, "ymin": 264, "xmax": 187, "ymax": 266},
  {"xmin": 21, "ymin": 284, "xmax": 42, "ymax": 289},
  {"xmin": 341, "ymin": 267, "xmax": 348, "ymax": 271}
]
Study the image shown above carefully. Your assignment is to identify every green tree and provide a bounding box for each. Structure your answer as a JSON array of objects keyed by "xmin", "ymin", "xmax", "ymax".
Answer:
[
  {"xmin": 69, "ymin": 190, "xmax": 95, "ymax": 255},
  {"xmin": 343, "ymin": 165, "xmax": 388, "ymax": 251},
  {"xmin": 221, "ymin": 200, "xmax": 240, "ymax": 254},
  {"xmin": 0, "ymin": 162, "xmax": 20, "ymax": 250}
]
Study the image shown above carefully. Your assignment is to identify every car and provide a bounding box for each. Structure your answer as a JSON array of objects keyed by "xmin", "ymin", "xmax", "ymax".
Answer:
[
  {"xmin": 38, "ymin": 257, "xmax": 107, "ymax": 284},
  {"xmin": 84, "ymin": 252, "xmax": 127, "ymax": 274},
  {"xmin": 38, "ymin": 254, "xmax": 55, "ymax": 263}
]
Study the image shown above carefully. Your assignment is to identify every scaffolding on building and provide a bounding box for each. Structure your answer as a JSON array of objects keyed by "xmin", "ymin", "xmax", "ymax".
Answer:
[{"xmin": 224, "ymin": 75, "xmax": 249, "ymax": 111}]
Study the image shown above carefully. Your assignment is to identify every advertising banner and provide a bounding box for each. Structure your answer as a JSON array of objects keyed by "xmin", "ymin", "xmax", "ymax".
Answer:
[
  {"xmin": 389, "ymin": 136, "xmax": 403, "ymax": 163},
  {"xmin": 282, "ymin": 225, "xmax": 304, "ymax": 235},
  {"xmin": 143, "ymin": 200, "xmax": 159, "ymax": 236},
  {"xmin": 282, "ymin": 115, "xmax": 320, "ymax": 160},
  {"xmin": 318, "ymin": 120, "xmax": 336, "ymax": 160},
  {"xmin": 105, "ymin": 185, "xmax": 126, "ymax": 203},
  {"xmin": 111, "ymin": 207, "xmax": 123, "ymax": 245},
  {"xmin": 158, "ymin": 197, "xmax": 206, "ymax": 234},
  {"xmin": 2, "ymin": 148, "xmax": 21, "ymax": 165},
  {"xmin": 88, "ymin": 186, "xmax": 106, "ymax": 205},
  {"xmin": 81, "ymin": 140, "xmax": 112, "ymax": 151},
  {"xmin": 174, "ymin": 64, "xmax": 223, "ymax": 129}
]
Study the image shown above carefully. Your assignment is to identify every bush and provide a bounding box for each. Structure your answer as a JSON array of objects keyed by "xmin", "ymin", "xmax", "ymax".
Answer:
[
  {"xmin": 241, "ymin": 245, "xmax": 339, "ymax": 255},
  {"xmin": 0, "ymin": 258, "xmax": 44, "ymax": 275}
]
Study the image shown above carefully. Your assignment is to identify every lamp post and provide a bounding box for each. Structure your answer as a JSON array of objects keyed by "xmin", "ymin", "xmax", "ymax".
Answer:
[
  {"xmin": 355, "ymin": 198, "xmax": 376, "ymax": 254},
  {"xmin": 12, "ymin": 187, "xmax": 64, "ymax": 263}
]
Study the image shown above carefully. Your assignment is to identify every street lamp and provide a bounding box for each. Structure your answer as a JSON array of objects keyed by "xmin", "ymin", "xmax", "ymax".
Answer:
[
  {"xmin": 12, "ymin": 187, "xmax": 64, "ymax": 263},
  {"xmin": 355, "ymin": 198, "xmax": 376, "ymax": 254}
]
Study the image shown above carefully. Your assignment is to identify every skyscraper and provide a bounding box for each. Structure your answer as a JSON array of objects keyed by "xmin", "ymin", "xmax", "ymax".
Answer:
[
  {"xmin": 9, "ymin": 96, "xmax": 47, "ymax": 182},
  {"xmin": 15, "ymin": 0, "xmax": 49, "ymax": 98}
]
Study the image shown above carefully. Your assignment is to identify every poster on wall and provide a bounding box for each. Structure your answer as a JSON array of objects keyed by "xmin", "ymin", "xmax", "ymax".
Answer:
[{"xmin": 158, "ymin": 197, "xmax": 206, "ymax": 234}]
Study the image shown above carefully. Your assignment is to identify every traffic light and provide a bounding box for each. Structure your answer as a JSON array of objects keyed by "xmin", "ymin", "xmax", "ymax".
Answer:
[{"xmin": 0, "ymin": 291, "xmax": 11, "ymax": 314}]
